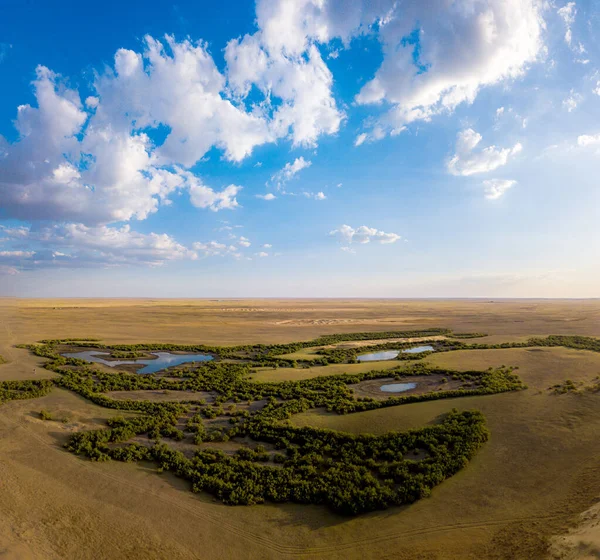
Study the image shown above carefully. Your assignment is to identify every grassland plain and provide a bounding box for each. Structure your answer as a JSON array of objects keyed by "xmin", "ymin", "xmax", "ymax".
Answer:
[{"xmin": 1, "ymin": 298, "xmax": 600, "ymax": 559}]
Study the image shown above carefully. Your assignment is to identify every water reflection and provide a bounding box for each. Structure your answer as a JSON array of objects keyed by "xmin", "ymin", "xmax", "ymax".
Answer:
[
  {"xmin": 62, "ymin": 350, "xmax": 213, "ymax": 374},
  {"xmin": 380, "ymin": 382, "xmax": 417, "ymax": 393}
]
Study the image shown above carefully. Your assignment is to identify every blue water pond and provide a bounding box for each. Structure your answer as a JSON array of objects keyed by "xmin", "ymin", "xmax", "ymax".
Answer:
[
  {"xmin": 379, "ymin": 382, "xmax": 417, "ymax": 393},
  {"xmin": 357, "ymin": 345, "xmax": 435, "ymax": 362},
  {"xmin": 62, "ymin": 350, "xmax": 213, "ymax": 374}
]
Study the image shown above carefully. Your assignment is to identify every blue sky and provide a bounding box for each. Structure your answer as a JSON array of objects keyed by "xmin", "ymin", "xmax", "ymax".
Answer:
[{"xmin": 0, "ymin": 0, "xmax": 598, "ymax": 297}]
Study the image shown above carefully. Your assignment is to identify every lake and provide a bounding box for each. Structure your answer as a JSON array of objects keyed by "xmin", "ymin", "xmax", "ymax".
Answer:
[{"xmin": 62, "ymin": 350, "xmax": 213, "ymax": 374}]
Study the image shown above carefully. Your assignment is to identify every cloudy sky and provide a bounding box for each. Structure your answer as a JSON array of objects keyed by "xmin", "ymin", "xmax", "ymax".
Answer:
[{"xmin": 0, "ymin": 0, "xmax": 598, "ymax": 297}]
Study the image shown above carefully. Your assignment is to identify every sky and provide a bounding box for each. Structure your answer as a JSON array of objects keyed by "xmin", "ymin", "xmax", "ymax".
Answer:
[{"xmin": 0, "ymin": 0, "xmax": 598, "ymax": 298}]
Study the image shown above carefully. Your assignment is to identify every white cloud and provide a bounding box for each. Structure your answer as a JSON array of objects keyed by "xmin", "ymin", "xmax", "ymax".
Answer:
[
  {"xmin": 192, "ymin": 240, "xmax": 240, "ymax": 258},
  {"xmin": 240, "ymin": 0, "xmax": 544, "ymax": 145},
  {"xmin": 96, "ymin": 36, "xmax": 273, "ymax": 166},
  {"xmin": 330, "ymin": 225, "xmax": 401, "ymax": 246},
  {"xmin": 225, "ymin": 6, "xmax": 344, "ymax": 148},
  {"xmin": 0, "ymin": 223, "xmax": 196, "ymax": 271},
  {"xmin": 238, "ymin": 236, "xmax": 251, "ymax": 248},
  {"xmin": 577, "ymin": 134, "xmax": 600, "ymax": 147},
  {"xmin": 270, "ymin": 157, "xmax": 311, "ymax": 189},
  {"xmin": 354, "ymin": 133, "xmax": 368, "ymax": 147},
  {"xmin": 483, "ymin": 179, "xmax": 517, "ymax": 199},
  {"xmin": 557, "ymin": 2, "xmax": 586, "ymax": 54},
  {"xmin": 262, "ymin": 243, "xmax": 272, "ymax": 248},
  {"xmin": 350, "ymin": 0, "xmax": 544, "ymax": 140},
  {"xmin": 563, "ymin": 89, "xmax": 582, "ymax": 112},
  {"xmin": 447, "ymin": 129, "xmax": 522, "ymax": 176},
  {"xmin": 85, "ymin": 96, "xmax": 99, "ymax": 108},
  {"xmin": 0, "ymin": 27, "xmax": 343, "ymax": 227},
  {"xmin": 593, "ymin": 82, "xmax": 600, "ymax": 96},
  {"xmin": 255, "ymin": 251, "xmax": 269, "ymax": 258},
  {"xmin": 256, "ymin": 193, "xmax": 276, "ymax": 200},
  {"xmin": 187, "ymin": 179, "xmax": 241, "ymax": 212},
  {"xmin": 558, "ymin": 2, "xmax": 576, "ymax": 46},
  {"xmin": 302, "ymin": 190, "xmax": 326, "ymax": 200},
  {"xmin": 0, "ymin": 250, "xmax": 36, "ymax": 258},
  {"xmin": 0, "ymin": 55, "xmax": 256, "ymax": 224}
]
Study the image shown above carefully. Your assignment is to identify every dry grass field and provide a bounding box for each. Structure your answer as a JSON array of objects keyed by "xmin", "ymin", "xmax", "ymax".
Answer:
[{"xmin": 1, "ymin": 297, "xmax": 600, "ymax": 559}]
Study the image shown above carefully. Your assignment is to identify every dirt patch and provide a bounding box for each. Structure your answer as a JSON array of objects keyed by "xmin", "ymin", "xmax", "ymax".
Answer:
[
  {"xmin": 548, "ymin": 500, "xmax": 600, "ymax": 559},
  {"xmin": 350, "ymin": 374, "xmax": 466, "ymax": 400},
  {"xmin": 274, "ymin": 318, "xmax": 369, "ymax": 326}
]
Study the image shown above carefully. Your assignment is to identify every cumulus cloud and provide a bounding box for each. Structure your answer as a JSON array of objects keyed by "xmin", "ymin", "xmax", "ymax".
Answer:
[
  {"xmin": 235, "ymin": 0, "xmax": 544, "ymax": 146},
  {"xmin": 269, "ymin": 157, "xmax": 311, "ymax": 190},
  {"xmin": 237, "ymin": 236, "xmax": 251, "ymax": 248},
  {"xmin": 0, "ymin": 223, "xmax": 196, "ymax": 272},
  {"xmin": 0, "ymin": 27, "xmax": 343, "ymax": 227},
  {"xmin": 330, "ymin": 225, "xmax": 401, "ymax": 246},
  {"xmin": 255, "ymin": 251, "xmax": 269, "ymax": 258},
  {"xmin": 0, "ymin": 55, "xmax": 255, "ymax": 224},
  {"xmin": 483, "ymin": 179, "xmax": 517, "ymax": 199},
  {"xmin": 225, "ymin": 4, "xmax": 344, "ymax": 148},
  {"xmin": 447, "ymin": 129, "xmax": 522, "ymax": 176},
  {"xmin": 192, "ymin": 241, "xmax": 240, "ymax": 258},
  {"xmin": 0, "ymin": 0, "xmax": 553, "ymax": 274},
  {"xmin": 349, "ymin": 0, "xmax": 544, "ymax": 140},
  {"xmin": 184, "ymin": 175, "xmax": 242, "ymax": 211}
]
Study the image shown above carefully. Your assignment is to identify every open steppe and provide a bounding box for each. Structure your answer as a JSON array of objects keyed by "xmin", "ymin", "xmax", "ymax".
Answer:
[{"xmin": 1, "ymin": 298, "xmax": 600, "ymax": 559}]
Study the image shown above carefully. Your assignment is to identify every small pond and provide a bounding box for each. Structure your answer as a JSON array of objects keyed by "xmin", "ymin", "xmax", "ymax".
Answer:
[
  {"xmin": 357, "ymin": 345, "xmax": 435, "ymax": 362},
  {"xmin": 380, "ymin": 382, "xmax": 417, "ymax": 393},
  {"xmin": 357, "ymin": 350, "xmax": 400, "ymax": 362},
  {"xmin": 61, "ymin": 351, "xmax": 213, "ymax": 374},
  {"xmin": 402, "ymin": 345, "xmax": 435, "ymax": 354}
]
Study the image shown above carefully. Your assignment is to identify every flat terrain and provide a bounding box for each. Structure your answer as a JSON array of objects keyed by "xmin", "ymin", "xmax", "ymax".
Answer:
[{"xmin": 1, "ymin": 298, "xmax": 600, "ymax": 559}]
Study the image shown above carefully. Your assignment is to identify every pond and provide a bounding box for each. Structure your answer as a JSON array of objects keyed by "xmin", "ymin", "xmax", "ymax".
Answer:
[
  {"xmin": 380, "ymin": 382, "xmax": 417, "ymax": 393},
  {"xmin": 356, "ymin": 350, "xmax": 400, "ymax": 362},
  {"xmin": 357, "ymin": 345, "xmax": 435, "ymax": 362},
  {"xmin": 61, "ymin": 351, "xmax": 213, "ymax": 374},
  {"xmin": 402, "ymin": 345, "xmax": 435, "ymax": 354}
]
